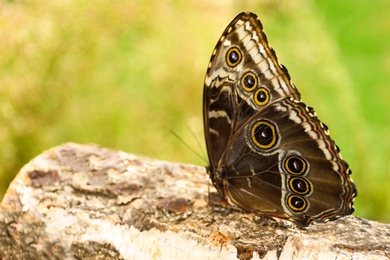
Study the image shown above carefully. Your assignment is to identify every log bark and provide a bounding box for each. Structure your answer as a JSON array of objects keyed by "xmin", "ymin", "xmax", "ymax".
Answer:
[{"xmin": 0, "ymin": 143, "xmax": 389, "ymax": 259}]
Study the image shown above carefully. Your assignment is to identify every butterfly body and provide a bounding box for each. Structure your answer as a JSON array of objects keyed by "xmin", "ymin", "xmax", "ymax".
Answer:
[{"xmin": 203, "ymin": 12, "xmax": 357, "ymax": 226}]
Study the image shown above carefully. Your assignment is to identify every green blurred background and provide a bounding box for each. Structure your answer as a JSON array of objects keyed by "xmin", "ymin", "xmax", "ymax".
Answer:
[{"xmin": 0, "ymin": 0, "xmax": 389, "ymax": 223}]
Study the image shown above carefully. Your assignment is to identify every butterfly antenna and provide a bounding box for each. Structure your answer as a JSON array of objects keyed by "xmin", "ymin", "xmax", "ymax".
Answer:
[
  {"xmin": 171, "ymin": 129, "xmax": 208, "ymax": 164},
  {"xmin": 187, "ymin": 125, "xmax": 208, "ymax": 163}
]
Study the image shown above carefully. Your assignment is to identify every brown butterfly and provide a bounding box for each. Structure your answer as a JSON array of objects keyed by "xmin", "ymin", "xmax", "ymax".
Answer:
[{"xmin": 203, "ymin": 12, "xmax": 357, "ymax": 226}]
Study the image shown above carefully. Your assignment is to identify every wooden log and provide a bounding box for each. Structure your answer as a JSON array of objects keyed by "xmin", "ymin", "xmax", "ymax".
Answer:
[{"xmin": 1, "ymin": 143, "xmax": 389, "ymax": 259}]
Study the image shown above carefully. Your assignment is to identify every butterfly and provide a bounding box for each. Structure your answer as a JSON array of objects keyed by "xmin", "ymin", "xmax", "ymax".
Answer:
[{"xmin": 203, "ymin": 12, "xmax": 357, "ymax": 226}]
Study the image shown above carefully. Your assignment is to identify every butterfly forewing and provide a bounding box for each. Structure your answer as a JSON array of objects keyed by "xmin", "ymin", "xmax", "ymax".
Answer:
[{"xmin": 203, "ymin": 12, "xmax": 357, "ymax": 226}]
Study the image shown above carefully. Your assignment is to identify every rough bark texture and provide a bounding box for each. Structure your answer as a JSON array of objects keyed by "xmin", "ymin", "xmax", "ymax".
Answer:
[{"xmin": 0, "ymin": 143, "xmax": 389, "ymax": 259}]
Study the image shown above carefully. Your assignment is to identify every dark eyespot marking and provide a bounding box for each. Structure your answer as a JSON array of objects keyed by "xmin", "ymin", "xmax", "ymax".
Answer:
[
  {"xmin": 287, "ymin": 195, "xmax": 307, "ymax": 212},
  {"xmin": 254, "ymin": 88, "xmax": 269, "ymax": 106},
  {"xmin": 226, "ymin": 47, "xmax": 242, "ymax": 67},
  {"xmin": 289, "ymin": 177, "xmax": 311, "ymax": 195},
  {"xmin": 284, "ymin": 156, "xmax": 308, "ymax": 175},
  {"xmin": 250, "ymin": 120, "xmax": 278, "ymax": 150},
  {"xmin": 241, "ymin": 71, "xmax": 257, "ymax": 92}
]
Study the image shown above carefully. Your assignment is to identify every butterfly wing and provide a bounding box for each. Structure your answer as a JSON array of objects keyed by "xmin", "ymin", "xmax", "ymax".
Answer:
[
  {"xmin": 204, "ymin": 12, "xmax": 300, "ymax": 165},
  {"xmin": 203, "ymin": 12, "xmax": 357, "ymax": 226}
]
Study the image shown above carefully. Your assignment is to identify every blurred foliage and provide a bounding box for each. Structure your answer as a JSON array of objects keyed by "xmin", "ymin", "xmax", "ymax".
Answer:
[{"xmin": 0, "ymin": 0, "xmax": 389, "ymax": 223}]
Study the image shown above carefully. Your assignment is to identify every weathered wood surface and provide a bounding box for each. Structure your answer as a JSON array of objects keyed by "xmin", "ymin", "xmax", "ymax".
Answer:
[{"xmin": 1, "ymin": 143, "xmax": 389, "ymax": 259}]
